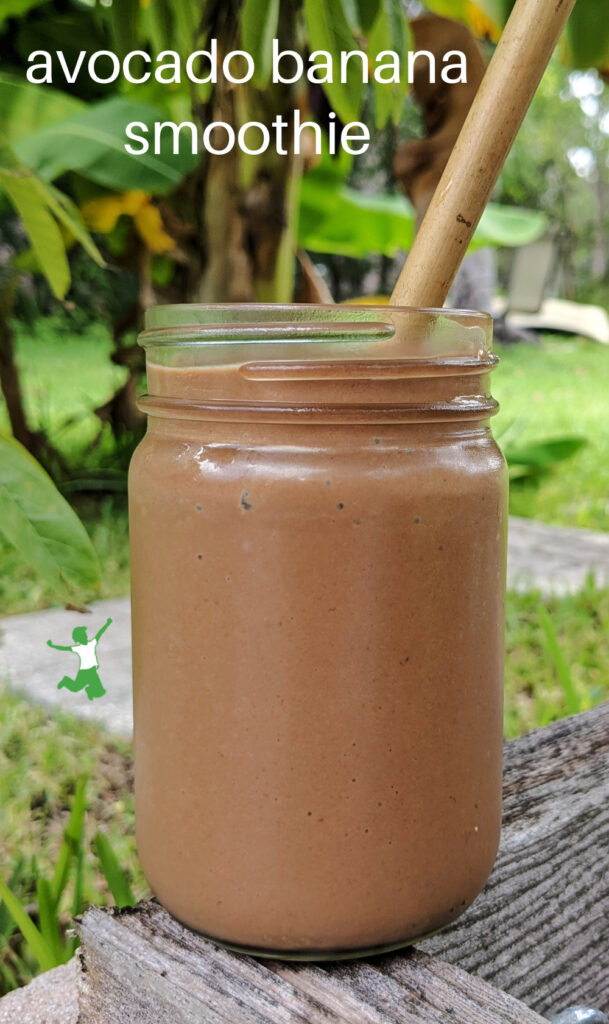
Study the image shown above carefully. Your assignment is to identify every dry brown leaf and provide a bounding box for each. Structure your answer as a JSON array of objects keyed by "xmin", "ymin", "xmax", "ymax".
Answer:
[{"xmin": 393, "ymin": 15, "xmax": 487, "ymax": 223}]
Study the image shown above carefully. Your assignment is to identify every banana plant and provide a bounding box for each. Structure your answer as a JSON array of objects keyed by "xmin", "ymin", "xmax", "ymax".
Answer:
[
  {"xmin": 425, "ymin": 0, "xmax": 609, "ymax": 72},
  {"xmin": 1, "ymin": 0, "xmax": 604, "ymax": 307},
  {"xmin": 298, "ymin": 148, "xmax": 548, "ymax": 258},
  {"xmin": 0, "ymin": 0, "xmax": 413, "ymax": 304},
  {"xmin": 0, "ymin": 137, "xmax": 103, "ymax": 603}
]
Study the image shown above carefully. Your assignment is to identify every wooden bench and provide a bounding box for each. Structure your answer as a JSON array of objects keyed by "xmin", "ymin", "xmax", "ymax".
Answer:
[
  {"xmin": 1, "ymin": 702, "xmax": 607, "ymax": 1023},
  {"xmin": 73, "ymin": 701, "xmax": 609, "ymax": 1023}
]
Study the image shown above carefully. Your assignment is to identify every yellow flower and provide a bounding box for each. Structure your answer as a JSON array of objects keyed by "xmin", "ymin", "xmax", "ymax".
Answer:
[
  {"xmin": 81, "ymin": 191, "xmax": 175, "ymax": 254},
  {"xmin": 133, "ymin": 202, "xmax": 175, "ymax": 254},
  {"xmin": 81, "ymin": 195, "xmax": 127, "ymax": 233},
  {"xmin": 345, "ymin": 295, "xmax": 390, "ymax": 305},
  {"xmin": 465, "ymin": 2, "xmax": 502, "ymax": 43}
]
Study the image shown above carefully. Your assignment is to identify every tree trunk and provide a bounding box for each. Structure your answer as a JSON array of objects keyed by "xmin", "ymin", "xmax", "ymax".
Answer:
[
  {"xmin": 194, "ymin": 85, "xmax": 299, "ymax": 304},
  {"xmin": 0, "ymin": 309, "xmax": 34, "ymax": 449}
]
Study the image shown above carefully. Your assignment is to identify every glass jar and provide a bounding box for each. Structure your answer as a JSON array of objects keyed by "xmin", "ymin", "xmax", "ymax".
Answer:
[{"xmin": 129, "ymin": 304, "xmax": 507, "ymax": 959}]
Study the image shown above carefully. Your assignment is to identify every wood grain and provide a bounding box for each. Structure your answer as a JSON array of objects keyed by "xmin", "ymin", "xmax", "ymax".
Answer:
[
  {"xmin": 390, "ymin": 0, "xmax": 577, "ymax": 309},
  {"xmin": 77, "ymin": 702, "xmax": 609, "ymax": 1023},
  {"xmin": 77, "ymin": 903, "xmax": 549, "ymax": 1023},
  {"xmin": 420, "ymin": 701, "xmax": 609, "ymax": 1017}
]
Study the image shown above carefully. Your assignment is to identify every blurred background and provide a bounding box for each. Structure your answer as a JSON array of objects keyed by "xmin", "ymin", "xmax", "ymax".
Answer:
[{"xmin": 1, "ymin": 0, "xmax": 609, "ymax": 998}]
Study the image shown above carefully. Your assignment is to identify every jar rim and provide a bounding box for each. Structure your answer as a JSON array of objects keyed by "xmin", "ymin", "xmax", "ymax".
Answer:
[
  {"xmin": 139, "ymin": 304, "xmax": 497, "ymax": 419},
  {"xmin": 140, "ymin": 303, "xmax": 494, "ymax": 369},
  {"xmin": 143, "ymin": 302, "xmax": 492, "ymax": 335}
]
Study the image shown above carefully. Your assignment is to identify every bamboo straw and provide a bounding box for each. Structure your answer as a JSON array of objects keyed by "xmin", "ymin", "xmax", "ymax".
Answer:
[{"xmin": 390, "ymin": 0, "xmax": 577, "ymax": 309}]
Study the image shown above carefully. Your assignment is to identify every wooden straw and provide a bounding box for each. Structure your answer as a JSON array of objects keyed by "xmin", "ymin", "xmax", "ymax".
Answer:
[{"xmin": 391, "ymin": 0, "xmax": 577, "ymax": 309}]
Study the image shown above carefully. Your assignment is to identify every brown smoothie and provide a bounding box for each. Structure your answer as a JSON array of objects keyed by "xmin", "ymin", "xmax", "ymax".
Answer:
[{"xmin": 129, "ymin": 308, "xmax": 507, "ymax": 957}]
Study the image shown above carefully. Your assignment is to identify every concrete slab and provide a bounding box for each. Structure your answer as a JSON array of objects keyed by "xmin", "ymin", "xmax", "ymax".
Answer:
[
  {"xmin": 0, "ymin": 961, "xmax": 78, "ymax": 1024},
  {"xmin": 1, "ymin": 517, "xmax": 608, "ymax": 737},
  {"xmin": 0, "ymin": 596, "xmax": 132, "ymax": 736},
  {"xmin": 507, "ymin": 516, "xmax": 609, "ymax": 594}
]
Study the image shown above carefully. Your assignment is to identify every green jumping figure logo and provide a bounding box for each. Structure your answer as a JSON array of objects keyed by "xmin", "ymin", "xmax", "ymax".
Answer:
[{"xmin": 47, "ymin": 617, "xmax": 112, "ymax": 701}]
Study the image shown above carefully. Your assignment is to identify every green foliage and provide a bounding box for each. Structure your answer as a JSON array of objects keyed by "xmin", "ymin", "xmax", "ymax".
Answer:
[
  {"xmin": 0, "ymin": 771, "xmax": 137, "ymax": 988},
  {"xmin": 473, "ymin": 204, "xmax": 548, "ymax": 249},
  {"xmin": 0, "ymin": 495, "xmax": 130, "ymax": 617},
  {"xmin": 51, "ymin": 776, "xmax": 87, "ymax": 914},
  {"xmin": 422, "ymin": 0, "xmax": 475, "ymax": 19},
  {"xmin": 504, "ymin": 581, "xmax": 609, "ymax": 737},
  {"xmin": 171, "ymin": 0, "xmax": 202, "ymax": 58},
  {"xmin": 537, "ymin": 604, "xmax": 581, "ymax": 718},
  {"xmin": 0, "ymin": 687, "xmax": 139, "ymax": 881},
  {"xmin": 0, "ymin": 0, "xmax": 49, "ymax": 24},
  {"xmin": 35, "ymin": 878, "xmax": 64, "ymax": 965},
  {"xmin": 0, "ymin": 434, "xmax": 101, "ymax": 604},
  {"xmin": 496, "ymin": 56, "xmax": 605, "ymax": 296},
  {"xmin": 303, "ymin": 0, "xmax": 363, "ymax": 123},
  {"xmin": 0, "ymin": 139, "xmax": 69, "ymax": 296},
  {"xmin": 368, "ymin": 0, "xmax": 411, "ymax": 128},
  {"xmin": 299, "ymin": 140, "xmax": 547, "ymax": 260},
  {"xmin": 0, "ymin": 876, "xmax": 56, "ymax": 973},
  {"xmin": 474, "ymin": 0, "xmax": 511, "ymax": 24},
  {"xmin": 16, "ymin": 98, "xmax": 198, "ymax": 192},
  {"xmin": 0, "ymin": 182, "xmax": 68, "ymax": 295},
  {"xmin": 133, "ymin": 0, "xmax": 202, "ymax": 63},
  {"xmin": 493, "ymin": 337, "xmax": 609, "ymax": 531},
  {"xmin": 566, "ymin": 0, "xmax": 609, "ymax": 70},
  {"xmin": 0, "ymin": 316, "xmax": 131, "ymax": 461},
  {"xmin": 0, "ymin": 860, "xmax": 28, "ymax": 991},
  {"xmin": 241, "ymin": 0, "xmax": 280, "ymax": 89},
  {"xmin": 109, "ymin": 0, "xmax": 140, "ymax": 62},
  {"xmin": 0, "ymin": 685, "xmax": 142, "ymax": 992},
  {"xmin": 0, "ymin": 777, "xmax": 87, "ymax": 973},
  {"xmin": 353, "ymin": 0, "xmax": 380, "ymax": 33},
  {"xmin": 502, "ymin": 435, "xmax": 588, "ymax": 482},
  {"xmin": 94, "ymin": 833, "xmax": 135, "ymax": 909},
  {"xmin": 11, "ymin": 10, "xmax": 110, "ymax": 95},
  {"xmin": 426, "ymin": 0, "xmax": 609, "ymax": 72},
  {"xmin": 0, "ymin": 73, "xmax": 84, "ymax": 143},
  {"xmin": 0, "ymin": 81, "xmax": 113, "ymax": 633},
  {"xmin": 299, "ymin": 181, "xmax": 415, "ymax": 257},
  {"xmin": 38, "ymin": 183, "xmax": 105, "ymax": 266},
  {"xmin": 139, "ymin": 1, "xmax": 172, "ymax": 57},
  {"xmin": 0, "ymin": 133, "xmax": 103, "ymax": 295},
  {"xmin": 299, "ymin": 163, "xmax": 547, "ymax": 258},
  {"xmin": 0, "ymin": 318, "xmax": 131, "ymax": 617}
]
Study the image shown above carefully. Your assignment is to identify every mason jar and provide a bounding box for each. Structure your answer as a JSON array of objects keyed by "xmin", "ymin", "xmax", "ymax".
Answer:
[{"xmin": 129, "ymin": 304, "xmax": 507, "ymax": 959}]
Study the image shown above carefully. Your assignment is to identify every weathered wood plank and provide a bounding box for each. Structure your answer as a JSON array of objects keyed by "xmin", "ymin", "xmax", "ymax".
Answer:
[
  {"xmin": 77, "ymin": 703, "xmax": 609, "ymax": 1023},
  {"xmin": 420, "ymin": 701, "xmax": 609, "ymax": 1017},
  {"xmin": 78, "ymin": 902, "xmax": 549, "ymax": 1024},
  {"xmin": 270, "ymin": 950, "xmax": 550, "ymax": 1024}
]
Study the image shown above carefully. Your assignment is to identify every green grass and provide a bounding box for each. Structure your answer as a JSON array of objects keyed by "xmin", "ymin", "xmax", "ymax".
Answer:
[
  {"xmin": 493, "ymin": 336, "xmax": 609, "ymax": 531},
  {"xmin": 504, "ymin": 581, "xmax": 609, "ymax": 737},
  {"xmin": 4, "ymin": 315, "xmax": 129, "ymax": 465},
  {"xmin": 0, "ymin": 682, "xmax": 146, "ymax": 991}
]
